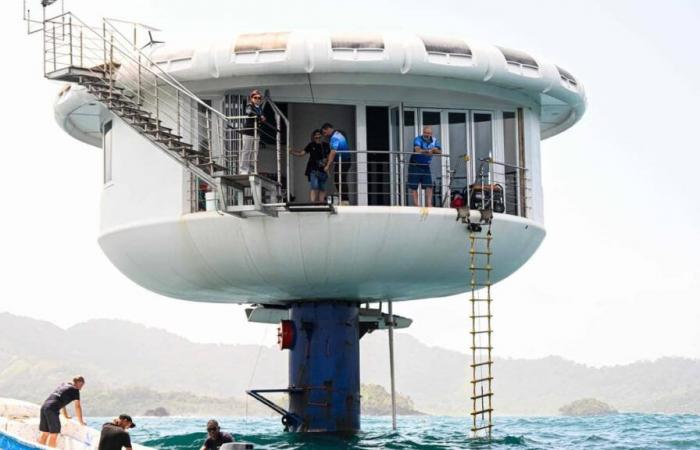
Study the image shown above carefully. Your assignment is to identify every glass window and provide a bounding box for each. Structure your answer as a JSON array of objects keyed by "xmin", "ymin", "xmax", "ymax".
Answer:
[
  {"xmin": 472, "ymin": 112, "xmax": 493, "ymax": 184},
  {"xmin": 448, "ymin": 112, "xmax": 468, "ymax": 190},
  {"xmin": 103, "ymin": 120, "xmax": 112, "ymax": 184},
  {"xmin": 503, "ymin": 111, "xmax": 518, "ymax": 215},
  {"xmin": 421, "ymin": 111, "xmax": 442, "ymax": 206}
]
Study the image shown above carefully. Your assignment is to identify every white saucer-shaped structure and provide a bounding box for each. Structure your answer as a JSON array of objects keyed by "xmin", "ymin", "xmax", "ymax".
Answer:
[{"xmin": 55, "ymin": 30, "xmax": 586, "ymax": 304}]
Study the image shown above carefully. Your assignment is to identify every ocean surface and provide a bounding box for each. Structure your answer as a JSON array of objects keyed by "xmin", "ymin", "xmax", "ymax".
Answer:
[{"xmin": 86, "ymin": 414, "xmax": 700, "ymax": 449}]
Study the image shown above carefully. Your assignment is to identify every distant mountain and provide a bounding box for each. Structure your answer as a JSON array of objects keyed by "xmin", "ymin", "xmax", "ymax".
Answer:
[{"xmin": 1, "ymin": 313, "xmax": 699, "ymax": 416}]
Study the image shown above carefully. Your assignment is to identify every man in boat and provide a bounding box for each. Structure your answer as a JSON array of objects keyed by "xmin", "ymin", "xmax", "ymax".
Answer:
[
  {"xmin": 97, "ymin": 414, "xmax": 136, "ymax": 450},
  {"xmin": 200, "ymin": 419, "xmax": 234, "ymax": 450},
  {"xmin": 38, "ymin": 376, "xmax": 86, "ymax": 448},
  {"xmin": 321, "ymin": 122, "xmax": 350, "ymax": 204},
  {"xmin": 408, "ymin": 126, "xmax": 442, "ymax": 207}
]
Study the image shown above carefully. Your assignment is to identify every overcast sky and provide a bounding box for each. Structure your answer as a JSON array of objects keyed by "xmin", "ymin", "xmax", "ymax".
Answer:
[{"xmin": 0, "ymin": 0, "xmax": 698, "ymax": 367}]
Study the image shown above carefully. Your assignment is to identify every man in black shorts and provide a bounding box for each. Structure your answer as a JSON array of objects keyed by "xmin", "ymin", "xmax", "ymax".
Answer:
[
  {"xmin": 38, "ymin": 376, "xmax": 86, "ymax": 448},
  {"xmin": 98, "ymin": 414, "xmax": 136, "ymax": 450},
  {"xmin": 200, "ymin": 419, "xmax": 234, "ymax": 450}
]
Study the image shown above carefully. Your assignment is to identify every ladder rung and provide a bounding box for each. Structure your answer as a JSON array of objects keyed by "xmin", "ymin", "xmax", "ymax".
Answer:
[
  {"xmin": 470, "ymin": 377, "xmax": 494, "ymax": 384},
  {"xmin": 470, "ymin": 392, "xmax": 493, "ymax": 400},
  {"xmin": 470, "ymin": 347, "xmax": 493, "ymax": 351},
  {"xmin": 469, "ymin": 298, "xmax": 492, "ymax": 302},
  {"xmin": 469, "ymin": 250, "xmax": 492, "ymax": 255},
  {"xmin": 470, "ymin": 314, "xmax": 493, "ymax": 319},
  {"xmin": 469, "ymin": 330, "xmax": 492, "ymax": 335},
  {"xmin": 470, "ymin": 282, "xmax": 491, "ymax": 287},
  {"xmin": 469, "ymin": 267, "xmax": 492, "ymax": 271},
  {"xmin": 469, "ymin": 236, "xmax": 492, "ymax": 241},
  {"xmin": 470, "ymin": 361, "xmax": 493, "ymax": 368},
  {"xmin": 470, "ymin": 408, "xmax": 494, "ymax": 416},
  {"xmin": 471, "ymin": 424, "xmax": 493, "ymax": 432}
]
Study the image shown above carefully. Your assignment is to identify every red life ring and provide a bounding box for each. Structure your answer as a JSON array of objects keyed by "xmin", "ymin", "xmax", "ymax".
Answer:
[{"xmin": 277, "ymin": 320, "xmax": 294, "ymax": 349}]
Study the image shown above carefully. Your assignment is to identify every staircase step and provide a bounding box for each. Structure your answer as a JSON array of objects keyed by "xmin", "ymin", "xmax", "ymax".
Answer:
[
  {"xmin": 195, "ymin": 161, "xmax": 227, "ymax": 172},
  {"xmin": 114, "ymin": 104, "xmax": 146, "ymax": 113},
  {"xmin": 89, "ymin": 88, "xmax": 136, "ymax": 101},
  {"xmin": 168, "ymin": 142, "xmax": 195, "ymax": 151},
  {"xmin": 83, "ymin": 80, "xmax": 124, "ymax": 91}
]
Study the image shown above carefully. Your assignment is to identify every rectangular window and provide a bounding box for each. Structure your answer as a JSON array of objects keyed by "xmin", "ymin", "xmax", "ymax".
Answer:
[
  {"xmin": 472, "ymin": 112, "xmax": 493, "ymax": 184},
  {"xmin": 103, "ymin": 120, "xmax": 112, "ymax": 184},
  {"xmin": 448, "ymin": 112, "xmax": 468, "ymax": 190},
  {"xmin": 331, "ymin": 33, "xmax": 384, "ymax": 61},
  {"xmin": 503, "ymin": 111, "xmax": 519, "ymax": 215}
]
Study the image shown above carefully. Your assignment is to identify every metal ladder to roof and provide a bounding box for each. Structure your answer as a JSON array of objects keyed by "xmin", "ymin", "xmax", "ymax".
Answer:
[
  {"xmin": 468, "ymin": 220, "xmax": 494, "ymax": 438},
  {"xmin": 26, "ymin": 6, "xmax": 291, "ymax": 216}
]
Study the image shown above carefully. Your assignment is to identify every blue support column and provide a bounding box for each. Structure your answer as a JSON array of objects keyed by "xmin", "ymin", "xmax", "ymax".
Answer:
[{"xmin": 287, "ymin": 302, "xmax": 360, "ymax": 432}]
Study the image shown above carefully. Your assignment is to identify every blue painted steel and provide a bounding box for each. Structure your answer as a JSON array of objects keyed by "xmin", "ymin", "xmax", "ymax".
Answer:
[
  {"xmin": 0, "ymin": 431, "xmax": 45, "ymax": 450},
  {"xmin": 288, "ymin": 302, "xmax": 360, "ymax": 432}
]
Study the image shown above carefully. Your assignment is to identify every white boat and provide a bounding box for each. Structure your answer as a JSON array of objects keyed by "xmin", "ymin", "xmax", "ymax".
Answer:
[{"xmin": 0, "ymin": 398, "xmax": 150, "ymax": 450}]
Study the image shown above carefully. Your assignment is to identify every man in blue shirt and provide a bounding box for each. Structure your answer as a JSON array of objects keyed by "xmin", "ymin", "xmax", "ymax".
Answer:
[
  {"xmin": 408, "ymin": 126, "xmax": 441, "ymax": 207},
  {"xmin": 321, "ymin": 122, "xmax": 351, "ymax": 203}
]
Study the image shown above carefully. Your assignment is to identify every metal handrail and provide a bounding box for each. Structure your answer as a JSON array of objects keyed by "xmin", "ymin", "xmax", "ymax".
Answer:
[{"xmin": 284, "ymin": 149, "xmax": 531, "ymax": 215}]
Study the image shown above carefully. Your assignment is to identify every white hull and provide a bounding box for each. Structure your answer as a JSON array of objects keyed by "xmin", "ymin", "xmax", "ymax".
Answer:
[{"xmin": 98, "ymin": 207, "xmax": 545, "ymax": 304}]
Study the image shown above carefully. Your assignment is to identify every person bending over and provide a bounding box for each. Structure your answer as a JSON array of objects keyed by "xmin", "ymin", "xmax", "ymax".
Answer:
[
  {"xmin": 38, "ymin": 376, "xmax": 86, "ymax": 448},
  {"xmin": 98, "ymin": 414, "xmax": 135, "ymax": 450}
]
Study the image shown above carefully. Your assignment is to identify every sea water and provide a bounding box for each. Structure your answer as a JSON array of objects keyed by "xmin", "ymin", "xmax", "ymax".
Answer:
[{"xmin": 87, "ymin": 414, "xmax": 700, "ymax": 449}]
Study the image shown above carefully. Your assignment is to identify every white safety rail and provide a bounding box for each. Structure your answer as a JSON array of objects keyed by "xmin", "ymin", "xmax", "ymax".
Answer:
[{"xmin": 34, "ymin": 9, "xmax": 289, "ymax": 213}]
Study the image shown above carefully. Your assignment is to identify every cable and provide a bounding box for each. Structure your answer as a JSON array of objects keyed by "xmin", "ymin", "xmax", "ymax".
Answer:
[{"xmin": 307, "ymin": 73, "xmax": 316, "ymax": 104}]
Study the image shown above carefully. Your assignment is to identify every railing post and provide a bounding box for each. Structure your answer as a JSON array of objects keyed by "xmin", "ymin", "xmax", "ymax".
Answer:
[
  {"xmin": 206, "ymin": 109, "xmax": 213, "ymax": 162},
  {"xmin": 109, "ymin": 32, "xmax": 114, "ymax": 94},
  {"xmin": 137, "ymin": 53, "xmax": 142, "ymax": 105},
  {"xmin": 154, "ymin": 77, "xmax": 159, "ymax": 124},
  {"xmin": 253, "ymin": 117, "xmax": 259, "ymax": 174},
  {"xmin": 275, "ymin": 111, "xmax": 281, "ymax": 188},
  {"xmin": 339, "ymin": 159, "xmax": 343, "ymax": 204},
  {"xmin": 489, "ymin": 156, "xmax": 495, "ymax": 211},
  {"xmin": 42, "ymin": 15, "xmax": 47, "ymax": 75},
  {"xmin": 398, "ymin": 103, "xmax": 406, "ymax": 206},
  {"xmin": 286, "ymin": 117, "xmax": 291, "ymax": 204},
  {"xmin": 52, "ymin": 23, "xmax": 56, "ymax": 71},
  {"xmin": 68, "ymin": 16, "xmax": 73, "ymax": 67},
  {"xmin": 102, "ymin": 21, "xmax": 106, "ymax": 75},
  {"xmin": 176, "ymin": 90, "xmax": 181, "ymax": 137}
]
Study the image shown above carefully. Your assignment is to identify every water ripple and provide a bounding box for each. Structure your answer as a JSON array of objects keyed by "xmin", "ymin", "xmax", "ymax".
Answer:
[{"xmin": 89, "ymin": 414, "xmax": 700, "ymax": 450}]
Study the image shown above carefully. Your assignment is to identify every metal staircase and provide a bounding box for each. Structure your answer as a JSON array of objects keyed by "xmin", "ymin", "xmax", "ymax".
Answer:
[{"xmin": 31, "ymin": 8, "xmax": 289, "ymax": 215}]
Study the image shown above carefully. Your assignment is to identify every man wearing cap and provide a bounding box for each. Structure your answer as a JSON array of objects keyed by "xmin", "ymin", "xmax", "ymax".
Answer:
[
  {"xmin": 200, "ymin": 419, "xmax": 234, "ymax": 450},
  {"xmin": 98, "ymin": 414, "xmax": 136, "ymax": 450}
]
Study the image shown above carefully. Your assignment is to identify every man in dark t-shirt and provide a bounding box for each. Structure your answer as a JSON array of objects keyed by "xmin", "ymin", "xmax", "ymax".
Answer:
[
  {"xmin": 98, "ymin": 414, "xmax": 136, "ymax": 450},
  {"xmin": 38, "ymin": 376, "xmax": 86, "ymax": 448},
  {"xmin": 201, "ymin": 419, "xmax": 234, "ymax": 450}
]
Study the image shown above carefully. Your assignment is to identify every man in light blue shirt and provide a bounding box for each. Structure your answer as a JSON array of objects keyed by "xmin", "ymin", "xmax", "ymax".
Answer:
[
  {"xmin": 321, "ymin": 123, "xmax": 351, "ymax": 203},
  {"xmin": 408, "ymin": 126, "xmax": 441, "ymax": 207}
]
